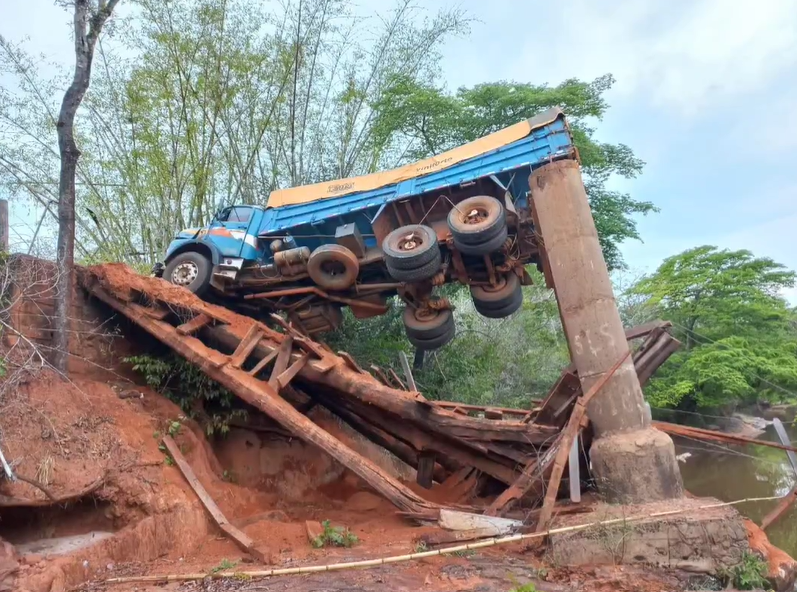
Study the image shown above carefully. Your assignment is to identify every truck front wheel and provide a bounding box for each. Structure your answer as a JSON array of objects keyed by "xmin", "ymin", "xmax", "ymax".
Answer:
[{"xmin": 163, "ymin": 251, "xmax": 212, "ymax": 296}]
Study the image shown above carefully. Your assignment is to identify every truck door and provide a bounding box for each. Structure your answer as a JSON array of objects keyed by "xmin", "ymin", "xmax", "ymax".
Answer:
[{"xmin": 208, "ymin": 206, "xmax": 258, "ymax": 259}]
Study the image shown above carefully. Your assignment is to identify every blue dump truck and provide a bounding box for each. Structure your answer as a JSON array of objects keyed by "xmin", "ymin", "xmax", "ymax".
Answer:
[{"xmin": 156, "ymin": 108, "xmax": 576, "ymax": 349}]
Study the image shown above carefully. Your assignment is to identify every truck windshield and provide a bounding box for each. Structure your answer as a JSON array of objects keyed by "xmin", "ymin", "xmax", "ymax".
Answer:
[{"xmin": 218, "ymin": 206, "xmax": 253, "ymax": 223}]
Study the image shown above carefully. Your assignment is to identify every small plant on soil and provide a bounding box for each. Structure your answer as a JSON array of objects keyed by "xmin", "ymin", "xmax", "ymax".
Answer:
[
  {"xmin": 209, "ymin": 558, "xmax": 238, "ymax": 574},
  {"xmin": 508, "ymin": 582, "xmax": 537, "ymax": 592},
  {"xmin": 311, "ymin": 520, "xmax": 359, "ymax": 548},
  {"xmin": 721, "ymin": 551, "xmax": 770, "ymax": 591},
  {"xmin": 167, "ymin": 419, "xmax": 182, "ymax": 436},
  {"xmin": 414, "ymin": 540, "xmax": 428, "ymax": 553}
]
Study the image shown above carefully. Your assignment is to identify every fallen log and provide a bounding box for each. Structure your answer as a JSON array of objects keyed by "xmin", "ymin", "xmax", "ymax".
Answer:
[{"xmin": 209, "ymin": 325, "xmax": 553, "ymax": 445}]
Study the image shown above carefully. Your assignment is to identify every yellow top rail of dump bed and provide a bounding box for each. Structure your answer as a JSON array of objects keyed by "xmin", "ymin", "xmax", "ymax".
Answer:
[{"xmin": 266, "ymin": 108, "xmax": 565, "ymax": 209}]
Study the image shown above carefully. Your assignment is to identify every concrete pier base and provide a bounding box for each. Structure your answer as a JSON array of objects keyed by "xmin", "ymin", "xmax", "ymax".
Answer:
[
  {"xmin": 590, "ymin": 428, "xmax": 684, "ymax": 504},
  {"xmin": 545, "ymin": 497, "xmax": 748, "ymax": 573},
  {"xmin": 530, "ymin": 159, "xmax": 683, "ymax": 503}
]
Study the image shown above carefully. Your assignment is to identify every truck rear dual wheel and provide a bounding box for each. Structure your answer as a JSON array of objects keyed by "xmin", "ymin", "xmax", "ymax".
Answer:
[
  {"xmin": 402, "ymin": 307, "xmax": 455, "ymax": 349},
  {"xmin": 470, "ymin": 273, "xmax": 523, "ymax": 318},
  {"xmin": 383, "ymin": 224, "xmax": 441, "ymax": 282},
  {"xmin": 164, "ymin": 251, "xmax": 212, "ymax": 296},
  {"xmin": 447, "ymin": 196, "xmax": 508, "ymax": 256}
]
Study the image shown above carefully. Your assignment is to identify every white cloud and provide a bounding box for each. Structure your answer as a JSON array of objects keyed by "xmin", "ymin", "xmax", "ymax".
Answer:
[{"xmin": 511, "ymin": 0, "xmax": 797, "ymax": 115}]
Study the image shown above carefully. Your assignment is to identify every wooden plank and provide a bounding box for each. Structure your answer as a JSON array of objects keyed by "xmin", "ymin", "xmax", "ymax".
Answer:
[
  {"xmin": 248, "ymin": 349, "xmax": 279, "ymax": 377},
  {"xmin": 484, "ymin": 408, "xmax": 504, "ymax": 420},
  {"xmin": 86, "ymin": 285, "xmax": 438, "ymax": 515},
  {"xmin": 370, "ymin": 365, "xmax": 392, "ymax": 386},
  {"xmin": 209, "ymin": 323, "xmax": 557, "ymax": 445},
  {"xmin": 773, "ymin": 418, "xmax": 797, "ymax": 475},
  {"xmin": 568, "ymin": 435, "xmax": 581, "ymax": 503},
  {"xmin": 534, "ymin": 350, "xmax": 632, "ymax": 531},
  {"xmin": 761, "ymin": 484, "xmax": 797, "ymax": 530},
  {"xmin": 399, "ymin": 351, "xmax": 418, "ymax": 391},
  {"xmin": 176, "ymin": 313, "xmax": 211, "ymax": 336},
  {"xmin": 268, "ymin": 335, "xmax": 294, "ymax": 388},
  {"xmin": 162, "ymin": 436, "xmax": 265, "ymax": 562},
  {"xmin": 439, "ymin": 509, "xmax": 521, "ymax": 533},
  {"xmin": 388, "ymin": 368, "xmax": 407, "ymax": 390},
  {"xmin": 276, "ymin": 352, "xmax": 310, "ymax": 389},
  {"xmin": 230, "ymin": 325, "xmax": 263, "ymax": 369},
  {"xmin": 624, "ymin": 320, "xmax": 671, "ymax": 341},
  {"xmin": 653, "ymin": 422, "xmax": 797, "ymax": 454},
  {"xmin": 338, "ymin": 351, "xmax": 367, "ymax": 374},
  {"xmin": 419, "ymin": 527, "xmax": 501, "ymax": 547},
  {"xmin": 417, "ymin": 451, "xmax": 436, "ymax": 489}
]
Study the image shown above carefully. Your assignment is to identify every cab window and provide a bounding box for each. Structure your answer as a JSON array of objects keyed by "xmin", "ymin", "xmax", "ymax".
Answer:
[{"xmin": 227, "ymin": 206, "xmax": 253, "ymax": 223}]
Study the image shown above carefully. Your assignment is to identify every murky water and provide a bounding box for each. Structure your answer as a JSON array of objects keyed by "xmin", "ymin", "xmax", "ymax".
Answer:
[{"xmin": 671, "ymin": 417, "xmax": 797, "ymax": 556}]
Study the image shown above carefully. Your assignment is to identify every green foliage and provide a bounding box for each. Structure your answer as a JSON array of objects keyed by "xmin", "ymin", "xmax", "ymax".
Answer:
[
  {"xmin": 721, "ymin": 551, "xmax": 770, "ymax": 590},
  {"xmin": 311, "ymin": 520, "xmax": 359, "ymax": 548},
  {"xmin": 125, "ymin": 353, "xmax": 247, "ymax": 435},
  {"xmin": 631, "ymin": 246, "xmax": 797, "ymax": 409},
  {"xmin": 326, "ymin": 268, "xmax": 568, "ymax": 407},
  {"xmin": 209, "ymin": 558, "xmax": 238, "ymax": 574},
  {"xmin": 508, "ymin": 581, "xmax": 538, "ymax": 592},
  {"xmin": 371, "ymin": 74, "xmax": 654, "ymax": 270}
]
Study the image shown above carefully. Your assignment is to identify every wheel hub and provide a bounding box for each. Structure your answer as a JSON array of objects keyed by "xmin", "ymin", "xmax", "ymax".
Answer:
[
  {"xmin": 463, "ymin": 207, "xmax": 489, "ymax": 225},
  {"xmin": 171, "ymin": 261, "xmax": 198, "ymax": 286},
  {"xmin": 398, "ymin": 232, "xmax": 422, "ymax": 252},
  {"xmin": 483, "ymin": 276, "xmax": 508, "ymax": 293}
]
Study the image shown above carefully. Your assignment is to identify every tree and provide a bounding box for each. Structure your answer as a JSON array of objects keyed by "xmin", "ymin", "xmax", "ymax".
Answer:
[
  {"xmin": 630, "ymin": 246, "xmax": 797, "ymax": 409},
  {"xmin": 53, "ymin": 0, "xmax": 121, "ymax": 372},
  {"xmin": 369, "ymin": 75, "xmax": 655, "ymax": 270}
]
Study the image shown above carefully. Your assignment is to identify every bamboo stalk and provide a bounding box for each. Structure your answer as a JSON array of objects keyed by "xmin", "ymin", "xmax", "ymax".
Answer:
[{"xmin": 103, "ymin": 495, "xmax": 782, "ymax": 585}]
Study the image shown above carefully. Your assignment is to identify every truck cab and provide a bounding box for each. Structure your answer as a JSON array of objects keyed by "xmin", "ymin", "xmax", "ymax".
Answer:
[{"xmin": 157, "ymin": 107, "xmax": 577, "ymax": 349}]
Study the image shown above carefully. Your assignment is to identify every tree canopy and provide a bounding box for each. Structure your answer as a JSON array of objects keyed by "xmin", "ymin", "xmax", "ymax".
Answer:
[
  {"xmin": 630, "ymin": 246, "xmax": 797, "ymax": 409},
  {"xmin": 370, "ymin": 75, "xmax": 655, "ymax": 270}
]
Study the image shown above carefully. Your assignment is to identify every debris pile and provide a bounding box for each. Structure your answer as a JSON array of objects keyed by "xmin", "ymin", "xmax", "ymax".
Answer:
[{"xmin": 79, "ymin": 263, "xmax": 682, "ymax": 526}]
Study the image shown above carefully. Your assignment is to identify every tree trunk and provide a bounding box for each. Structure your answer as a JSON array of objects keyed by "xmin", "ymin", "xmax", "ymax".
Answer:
[{"xmin": 53, "ymin": 0, "xmax": 120, "ymax": 372}]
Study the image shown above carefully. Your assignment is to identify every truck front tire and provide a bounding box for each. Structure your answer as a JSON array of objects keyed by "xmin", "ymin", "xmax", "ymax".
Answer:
[
  {"xmin": 383, "ymin": 224, "xmax": 441, "ymax": 282},
  {"xmin": 163, "ymin": 251, "xmax": 212, "ymax": 296}
]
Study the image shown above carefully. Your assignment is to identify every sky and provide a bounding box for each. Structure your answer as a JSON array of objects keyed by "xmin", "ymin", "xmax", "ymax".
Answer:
[{"xmin": 2, "ymin": 0, "xmax": 797, "ymax": 299}]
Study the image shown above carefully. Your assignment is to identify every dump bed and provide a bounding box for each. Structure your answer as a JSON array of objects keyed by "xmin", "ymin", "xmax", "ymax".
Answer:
[{"xmin": 256, "ymin": 107, "xmax": 575, "ymax": 241}]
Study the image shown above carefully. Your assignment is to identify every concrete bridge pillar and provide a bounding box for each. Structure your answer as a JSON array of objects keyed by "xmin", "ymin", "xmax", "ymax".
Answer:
[{"xmin": 530, "ymin": 159, "xmax": 683, "ymax": 503}]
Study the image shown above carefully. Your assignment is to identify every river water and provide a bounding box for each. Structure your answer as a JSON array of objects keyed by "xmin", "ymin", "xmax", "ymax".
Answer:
[{"xmin": 670, "ymin": 417, "xmax": 797, "ymax": 556}]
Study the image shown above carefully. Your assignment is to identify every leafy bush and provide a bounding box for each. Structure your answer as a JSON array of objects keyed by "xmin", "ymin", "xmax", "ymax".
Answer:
[
  {"xmin": 326, "ymin": 268, "xmax": 568, "ymax": 408},
  {"xmin": 311, "ymin": 520, "xmax": 359, "ymax": 548},
  {"xmin": 126, "ymin": 353, "xmax": 247, "ymax": 435},
  {"xmin": 723, "ymin": 551, "xmax": 770, "ymax": 591}
]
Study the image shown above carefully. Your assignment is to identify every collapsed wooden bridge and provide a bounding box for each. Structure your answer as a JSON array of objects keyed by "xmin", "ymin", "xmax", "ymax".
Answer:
[{"xmin": 80, "ymin": 263, "xmax": 681, "ymax": 521}]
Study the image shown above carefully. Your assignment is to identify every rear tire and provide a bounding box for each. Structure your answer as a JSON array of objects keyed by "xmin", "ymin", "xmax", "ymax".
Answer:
[
  {"xmin": 386, "ymin": 250, "xmax": 441, "ymax": 282},
  {"xmin": 471, "ymin": 273, "xmax": 523, "ymax": 318},
  {"xmin": 448, "ymin": 196, "xmax": 506, "ymax": 246},
  {"xmin": 455, "ymin": 226, "xmax": 508, "ymax": 256},
  {"xmin": 383, "ymin": 225, "xmax": 440, "ymax": 271},
  {"xmin": 403, "ymin": 307, "xmax": 455, "ymax": 349},
  {"xmin": 164, "ymin": 251, "xmax": 212, "ymax": 296}
]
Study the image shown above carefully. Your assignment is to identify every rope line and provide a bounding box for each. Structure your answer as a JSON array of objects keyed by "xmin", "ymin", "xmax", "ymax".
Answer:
[{"xmin": 103, "ymin": 495, "xmax": 784, "ymax": 585}]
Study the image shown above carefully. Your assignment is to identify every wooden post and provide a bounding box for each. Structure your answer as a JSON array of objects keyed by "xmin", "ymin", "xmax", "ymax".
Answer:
[
  {"xmin": 399, "ymin": 351, "xmax": 418, "ymax": 391},
  {"xmin": 773, "ymin": 419, "xmax": 797, "ymax": 475},
  {"xmin": 0, "ymin": 199, "xmax": 8, "ymax": 251}
]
